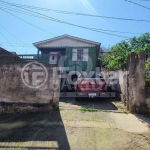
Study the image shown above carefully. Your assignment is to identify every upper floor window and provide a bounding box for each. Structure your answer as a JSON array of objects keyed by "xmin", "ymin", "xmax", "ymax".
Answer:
[
  {"xmin": 77, "ymin": 49, "xmax": 83, "ymax": 61},
  {"xmin": 72, "ymin": 48, "xmax": 88, "ymax": 61}
]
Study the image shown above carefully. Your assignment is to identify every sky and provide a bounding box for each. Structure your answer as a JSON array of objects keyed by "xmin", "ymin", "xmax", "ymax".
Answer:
[{"xmin": 0, "ymin": 0, "xmax": 150, "ymax": 54}]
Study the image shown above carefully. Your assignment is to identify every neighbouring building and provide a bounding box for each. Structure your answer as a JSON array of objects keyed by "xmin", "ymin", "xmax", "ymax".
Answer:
[
  {"xmin": 33, "ymin": 34, "xmax": 101, "ymax": 72},
  {"xmin": 0, "ymin": 47, "xmax": 22, "ymax": 63}
]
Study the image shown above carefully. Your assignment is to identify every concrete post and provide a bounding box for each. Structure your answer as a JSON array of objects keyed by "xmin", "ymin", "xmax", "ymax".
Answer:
[{"xmin": 128, "ymin": 52, "xmax": 146, "ymax": 113}]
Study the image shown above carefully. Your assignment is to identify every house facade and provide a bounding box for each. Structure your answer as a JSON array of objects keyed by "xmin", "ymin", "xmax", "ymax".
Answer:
[{"xmin": 33, "ymin": 34, "xmax": 101, "ymax": 72}]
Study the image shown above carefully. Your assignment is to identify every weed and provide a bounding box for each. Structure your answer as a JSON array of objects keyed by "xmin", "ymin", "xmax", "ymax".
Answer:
[
  {"xmin": 9, "ymin": 146, "xmax": 27, "ymax": 150},
  {"xmin": 80, "ymin": 107, "xmax": 98, "ymax": 113}
]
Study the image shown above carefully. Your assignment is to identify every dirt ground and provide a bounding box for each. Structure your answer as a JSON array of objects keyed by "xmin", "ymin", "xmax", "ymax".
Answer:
[{"xmin": 0, "ymin": 98, "xmax": 149, "ymax": 150}]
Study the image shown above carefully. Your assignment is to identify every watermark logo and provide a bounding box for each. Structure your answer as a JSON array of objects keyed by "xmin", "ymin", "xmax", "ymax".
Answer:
[{"xmin": 21, "ymin": 62, "xmax": 48, "ymax": 89}]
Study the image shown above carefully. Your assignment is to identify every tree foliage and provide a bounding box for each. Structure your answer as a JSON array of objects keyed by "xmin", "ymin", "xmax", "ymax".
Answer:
[
  {"xmin": 99, "ymin": 33, "xmax": 150, "ymax": 81},
  {"xmin": 99, "ymin": 41, "xmax": 130, "ymax": 69}
]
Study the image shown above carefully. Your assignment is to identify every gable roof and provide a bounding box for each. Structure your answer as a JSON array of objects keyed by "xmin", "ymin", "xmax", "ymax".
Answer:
[{"xmin": 33, "ymin": 34, "xmax": 100, "ymax": 48}]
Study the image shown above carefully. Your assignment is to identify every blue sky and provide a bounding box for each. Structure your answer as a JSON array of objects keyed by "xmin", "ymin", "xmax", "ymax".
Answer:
[{"xmin": 0, "ymin": 0, "xmax": 150, "ymax": 54}]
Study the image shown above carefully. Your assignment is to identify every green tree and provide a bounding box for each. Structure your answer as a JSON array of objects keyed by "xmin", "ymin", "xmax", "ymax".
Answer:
[
  {"xmin": 99, "ymin": 33, "xmax": 150, "ymax": 81},
  {"xmin": 99, "ymin": 40, "xmax": 130, "ymax": 69}
]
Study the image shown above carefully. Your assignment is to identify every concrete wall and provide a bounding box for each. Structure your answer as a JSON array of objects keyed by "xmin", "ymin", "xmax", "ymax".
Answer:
[
  {"xmin": 146, "ymin": 87, "xmax": 150, "ymax": 112},
  {"xmin": 101, "ymin": 69, "xmax": 128, "ymax": 102},
  {"xmin": 126, "ymin": 52, "xmax": 150, "ymax": 113},
  {"xmin": 102, "ymin": 52, "xmax": 150, "ymax": 113},
  {"xmin": 0, "ymin": 63, "xmax": 60, "ymax": 109}
]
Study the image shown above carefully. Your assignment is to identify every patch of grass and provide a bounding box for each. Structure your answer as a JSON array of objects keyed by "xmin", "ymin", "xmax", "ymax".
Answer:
[
  {"xmin": 80, "ymin": 107, "xmax": 98, "ymax": 113},
  {"xmin": 11, "ymin": 147, "xmax": 27, "ymax": 150}
]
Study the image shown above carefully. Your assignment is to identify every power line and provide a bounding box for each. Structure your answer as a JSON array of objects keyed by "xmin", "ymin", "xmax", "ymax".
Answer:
[
  {"xmin": 0, "ymin": 44, "xmax": 33, "ymax": 47},
  {"xmin": 0, "ymin": 6, "xmax": 54, "ymax": 52},
  {"xmin": 0, "ymin": 0, "xmax": 150, "ymax": 23},
  {"xmin": 0, "ymin": 23, "xmax": 33, "ymax": 53},
  {"xmin": 140, "ymin": 0, "xmax": 150, "ymax": 1},
  {"xmin": 0, "ymin": 24, "xmax": 25, "ymax": 44},
  {"xmin": 0, "ymin": 5, "xmax": 131, "ymax": 38},
  {"xmin": 1, "ymin": 42, "xmax": 32, "ymax": 45},
  {"xmin": 0, "ymin": 30, "xmax": 18, "ymax": 52},
  {"xmin": 125, "ymin": 0, "xmax": 150, "ymax": 10},
  {"xmin": 0, "ymin": 5, "xmax": 141, "ymax": 35},
  {"xmin": 0, "ymin": 8, "xmax": 58, "ymax": 36}
]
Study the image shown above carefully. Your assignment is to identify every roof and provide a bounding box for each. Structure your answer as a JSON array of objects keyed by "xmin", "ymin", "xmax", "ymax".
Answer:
[
  {"xmin": 0, "ymin": 47, "xmax": 22, "ymax": 63},
  {"xmin": 0, "ymin": 47, "xmax": 14, "ymax": 54},
  {"xmin": 33, "ymin": 34, "xmax": 101, "ymax": 48}
]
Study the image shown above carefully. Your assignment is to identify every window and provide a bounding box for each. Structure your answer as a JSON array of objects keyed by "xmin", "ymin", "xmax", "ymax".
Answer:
[
  {"xmin": 52, "ymin": 55, "xmax": 55, "ymax": 60},
  {"xmin": 72, "ymin": 48, "xmax": 88, "ymax": 61},
  {"xmin": 77, "ymin": 49, "xmax": 83, "ymax": 61},
  {"xmin": 49, "ymin": 53, "xmax": 58, "ymax": 64}
]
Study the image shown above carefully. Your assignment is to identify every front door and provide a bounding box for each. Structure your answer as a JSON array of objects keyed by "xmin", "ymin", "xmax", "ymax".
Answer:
[{"xmin": 49, "ymin": 54, "xmax": 58, "ymax": 64}]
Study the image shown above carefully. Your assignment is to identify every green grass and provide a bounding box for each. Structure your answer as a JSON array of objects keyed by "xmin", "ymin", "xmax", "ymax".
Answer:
[
  {"xmin": 15, "ymin": 147, "xmax": 27, "ymax": 150},
  {"xmin": 80, "ymin": 107, "xmax": 98, "ymax": 113}
]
